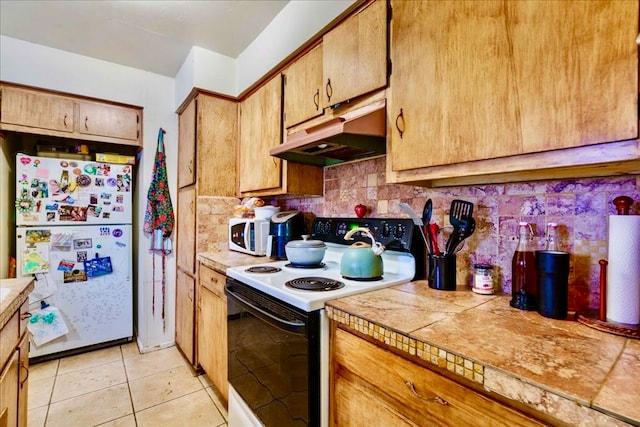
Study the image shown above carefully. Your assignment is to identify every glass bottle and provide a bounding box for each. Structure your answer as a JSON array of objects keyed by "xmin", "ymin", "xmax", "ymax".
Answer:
[
  {"xmin": 509, "ymin": 222, "xmax": 537, "ymax": 310},
  {"xmin": 545, "ymin": 222, "xmax": 559, "ymax": 251}
]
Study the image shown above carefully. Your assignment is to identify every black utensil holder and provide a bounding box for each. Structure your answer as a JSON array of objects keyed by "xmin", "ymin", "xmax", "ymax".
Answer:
[{"xmin": 428, "ymin": 254, "xmax": 456, "ymax": 291}]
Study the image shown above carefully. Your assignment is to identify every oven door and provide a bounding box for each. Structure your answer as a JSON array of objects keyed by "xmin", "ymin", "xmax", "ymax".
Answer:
[{"xmin": 225, "ymin": 278, "xmax": 320, "ymax": 427}]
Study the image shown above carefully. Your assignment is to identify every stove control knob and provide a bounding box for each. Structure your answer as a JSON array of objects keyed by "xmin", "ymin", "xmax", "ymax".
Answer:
[
  {"xmin": 382, "ymin": 223, "xmax": 392, "ymax": 237},
  {"xmin": 394, "ymin": 225, "xmax": 405, "ymax": 238}
]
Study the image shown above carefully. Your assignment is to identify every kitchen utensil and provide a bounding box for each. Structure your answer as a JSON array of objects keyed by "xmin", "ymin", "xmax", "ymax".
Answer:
[
  {"xmin": 445, "ymin": 199, "xmax": 474, "ymax": 254},
  {"xmin": 422, "ymin": 199, "xmax": 433, "ymax": 254},
  {"xmin": 449, "ymin": 199, "xmax": 474, "ymax": 228},
  {"xmin": 449, "ymin": 217, "xmax": 476, "ymax": 254},
  {"xmin": 341, "ymin": 227, "xmax": 384, "ymax": 279},
  {"xmin": 285, "ymin": 235, "xmax": 326, "ymax": 265},
  {"xmin": 399, "ymin": 202, "xmax": 429, "ymax": 250},
  {"xmin": 429, "ymin": 223, "xmax": 441, "ymax": 255}
]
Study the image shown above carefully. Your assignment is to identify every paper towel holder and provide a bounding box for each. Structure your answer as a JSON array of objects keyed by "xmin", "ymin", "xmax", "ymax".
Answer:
[{"xmin": 575, "ymin": 258, "xmax": 639, "ymax": 339}]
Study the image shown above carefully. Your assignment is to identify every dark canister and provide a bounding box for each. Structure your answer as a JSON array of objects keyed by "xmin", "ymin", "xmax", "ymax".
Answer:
[
  {"xmin": 428, "ymin": 254, "xmax": 456, "ymax": 291},
  {"xmin": 535, "ymin": 250, "xmax": 570, "ymax": 319}
]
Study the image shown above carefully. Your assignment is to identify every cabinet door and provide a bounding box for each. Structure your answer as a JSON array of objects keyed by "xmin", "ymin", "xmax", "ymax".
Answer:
[
  {"xmin": 322, "ymin": 0, "xmax": 387, "ymax": 108},
  {"xmin": 77, "ymin": 101, "xmax": 140, "ymax": 143},
  {"xmin": 283, "ymin": 44, "xmax": 324, "ymax": 128},
  {"xmin": 388, "ymin": 0, "xmax": 638, "ymax": 172},
  {"xmin": 197, "ymin": 267, "xmax": 228, "ymax": 403},
  {"xmin": 239, "ymin": 75, "xmax": 283, "ymax": 193},
  {"xmin": 332, "ymin": 328, "xmax": 544, "ymax": 426},
  {"xmin": 17, "ymin": 334, "xmax": 28, "ymax": 427},
  {"xmin": 0, "ymin": 351, "xmax": 19, "ymax": 427},
  {"xmin": 175, "ymin": 269, "xmax": 195, "ymax": 365},
  {"xmin": 1, "ymin": 85, "xmax": 74, "ymax": 133},
  {"xmin": 178, "ymin": 98, "xmax": 197, "ymax": 188},
  {"xmin": 176, "ymin": 186, "xmax": 196, "ymax": 274},
  {"xmin": 197, "ymin": 95, "xmax": 238, "ymax": 197}
]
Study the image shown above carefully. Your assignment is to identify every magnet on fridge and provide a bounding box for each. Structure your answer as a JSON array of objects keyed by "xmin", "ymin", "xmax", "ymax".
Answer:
[{"xmin": 83, "ymin": 254, "xmax": 112, "ymax": 277}]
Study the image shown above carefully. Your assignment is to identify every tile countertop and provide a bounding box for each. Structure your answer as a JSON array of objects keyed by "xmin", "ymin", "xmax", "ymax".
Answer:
[
  {"xmin": 326, "ymin": 281, "xmax": 639, "ymax": 426},
  {"xmin": 0, "ymin": 277, "xmax": 35, "ymax": 330}
]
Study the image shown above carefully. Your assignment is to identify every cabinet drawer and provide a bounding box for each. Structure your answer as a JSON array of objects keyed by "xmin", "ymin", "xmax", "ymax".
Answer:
[
  {"xmin": 334, "ymin": 328, "xmax": 542, "ymax": 426},
  {"xmin": 199, "ymin": 265, "xmax": 226, "ymax": 298},
  {"xmin": 0, "ymin": 311, "xmax": 19, "ymax": 372}
]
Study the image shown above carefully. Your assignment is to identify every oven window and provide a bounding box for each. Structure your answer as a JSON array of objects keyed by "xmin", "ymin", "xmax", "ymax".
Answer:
[{"xmin": 226, "ymin": 280, "xmax": 320, "ymax": 426}]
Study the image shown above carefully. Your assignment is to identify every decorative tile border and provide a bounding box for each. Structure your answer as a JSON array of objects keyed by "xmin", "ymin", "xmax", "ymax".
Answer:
[{"xmin": 326, "ymin": 306, "xmax": 484, "ymax": 385}]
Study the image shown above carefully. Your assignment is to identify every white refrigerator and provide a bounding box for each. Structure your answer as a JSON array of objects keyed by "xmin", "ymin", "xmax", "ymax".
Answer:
[{"xmin": 15, "ymin": 153, "xmax": 134, "ymax": 359}]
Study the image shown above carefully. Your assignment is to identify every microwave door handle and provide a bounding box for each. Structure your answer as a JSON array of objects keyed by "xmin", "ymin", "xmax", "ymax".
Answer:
[
  {"xmin": 225, "ymin": 286, "xmax": 306, "ymax": 335},
  {"xmin": 243, "ymin": 221, "xmax": 251, "ymax": 250}
]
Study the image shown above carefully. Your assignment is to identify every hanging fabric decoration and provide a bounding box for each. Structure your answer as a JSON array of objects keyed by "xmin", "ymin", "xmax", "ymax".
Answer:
[{"xmin": 144, "ymin": 128, "xmax": 174, "ymax": 331}]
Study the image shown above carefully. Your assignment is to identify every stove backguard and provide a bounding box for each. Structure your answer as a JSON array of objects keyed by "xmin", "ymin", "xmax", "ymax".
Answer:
[{"xmin": 310, "ymin": 217, "xmax": 426, "ymax": 279}]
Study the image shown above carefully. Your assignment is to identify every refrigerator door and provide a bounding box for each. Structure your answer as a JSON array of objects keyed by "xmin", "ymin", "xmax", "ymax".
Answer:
[
  {"xmin": 16, "ymin": 153, "xmax": 133, "ymax": 226},
  {"xmin": 16, "ymin": 225, "xmax": 133, "ymax": 358}
]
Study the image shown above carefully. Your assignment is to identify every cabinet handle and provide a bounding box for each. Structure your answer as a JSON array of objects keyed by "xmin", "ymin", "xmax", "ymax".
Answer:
[
  {"xmin": 85, "ymin": 116, "xmax": 89, "ymax": 130},
  {"xmin": 20, "ymin": 312, "xmax": 32, "ymax": 320},
  {"xmin": 20, "ymin": 361, "xmax": 29, "ymax": 388},
  {"xmin": 313, "ymin": 89, "xmax": 320, "ymax": 111},
  {"xmin": 395, "ymin": 109, "xmax": 405, "ymax": 139},
  {"xmin": 404, "ymin": 381, "xmax": 448, "ymax": 405},
  {"xmin": 63, "ymin": 114, "xmax": 68, "ymax": 128},
  {"xmin": 325, "ymin": 79, "xmax": 333, "ymax": 103},
  {"xmin": 190, "ymin": 201, "xmax": 194, "ymax": 213},
  {"xmin": 188, "ymin": 160, "xmax": 193, "ymax": 175}
]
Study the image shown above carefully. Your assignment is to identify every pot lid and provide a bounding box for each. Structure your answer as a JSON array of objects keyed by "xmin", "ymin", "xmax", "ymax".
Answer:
[{"xmin": 286, "ymin": 235, "xmax": 326, "ymax": 248}]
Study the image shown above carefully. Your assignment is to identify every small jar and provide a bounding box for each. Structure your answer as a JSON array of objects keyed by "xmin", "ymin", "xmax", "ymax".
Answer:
[{"xmin": 472, "ymin": 264, "xmax": 495, "ymax": 294}]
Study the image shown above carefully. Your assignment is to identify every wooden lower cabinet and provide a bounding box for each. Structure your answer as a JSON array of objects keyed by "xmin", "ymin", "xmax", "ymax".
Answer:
[
  {"xmin": 0, "ymin": 300, "xmax": 30, "ymax": 427},
  {"xmin": 175, "ymin": 269, "xmax": 196, "ymax": 364},
  {"xmin": 331, "ymin": 327, "xmax": 543, "ymax": 426},
  {"xmin": 197, "ymin": 264, "xmax": 228, "ymax": 404}
]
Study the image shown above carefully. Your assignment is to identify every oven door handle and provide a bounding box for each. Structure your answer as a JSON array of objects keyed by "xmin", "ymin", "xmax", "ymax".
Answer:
[{"xmin": 226, "ymin": 286, "xmax": 306, "ymax": 335}]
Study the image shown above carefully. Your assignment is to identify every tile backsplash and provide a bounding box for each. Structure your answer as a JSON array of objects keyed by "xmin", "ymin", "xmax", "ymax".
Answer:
[{"xmin": 276, "ymin": 156, "xmax": 640, "ymax": 312}]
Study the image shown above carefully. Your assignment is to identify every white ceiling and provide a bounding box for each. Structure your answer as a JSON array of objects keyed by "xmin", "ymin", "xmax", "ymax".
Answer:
[{"xmin": 0, "ymin": 0, "xmax": 290, "ymax": 77}]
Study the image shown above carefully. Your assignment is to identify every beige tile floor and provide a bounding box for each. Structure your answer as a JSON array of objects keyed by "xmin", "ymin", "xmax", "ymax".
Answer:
[{"xmin": 27, "ymin": 343, "xmax": 228, "ymax": 427}]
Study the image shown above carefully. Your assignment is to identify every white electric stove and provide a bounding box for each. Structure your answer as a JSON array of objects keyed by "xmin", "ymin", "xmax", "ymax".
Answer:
[{"xmin": 224, "ymin": 217, "xmax": 425, "ymax": 427}]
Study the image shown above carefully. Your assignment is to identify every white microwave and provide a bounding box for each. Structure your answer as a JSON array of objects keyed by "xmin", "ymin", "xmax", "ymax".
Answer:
[{"xmin": 229, "ymin": 218, "xmax": 270, "ymax": 256}]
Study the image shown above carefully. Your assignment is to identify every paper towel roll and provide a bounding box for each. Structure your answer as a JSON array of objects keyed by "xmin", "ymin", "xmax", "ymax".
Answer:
[{"xmin": 606, "ymin": 215, "xmax": 640, "ymax": 325}]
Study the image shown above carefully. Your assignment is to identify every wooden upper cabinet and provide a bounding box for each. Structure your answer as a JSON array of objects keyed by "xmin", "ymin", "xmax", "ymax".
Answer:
[
  {"xmin": 1, "ymin": 85, "xmax": 74, "ymax": 133},
  {"xmin": 239, "ymin": 75, "xmax": 324, "ymax": 196},
  {"xmin": 178, "ymin": 98, "xmax": 197, "ymax": 188},
  {"xmin": 1, "ymin": 83, "xmax": 142, "ymax": 146},
  {"xmin": 388, "ymin": 0, "xmax": 638, "ymax": 174},
  {"xmin": 196, "ymin": 95, "xmax": 238, "ymax": 196},
  {"xmin": 239, "ymin": 75, "xmax": 283, "ymax": 194},
  {"xmin": 77, "ymin": 101, "xmax": 139, "ymax": 142},
  {"xmin": 322, "ymin": 0, "xmax": 388, "ymax": 108},
  {"xmin": 283, "ymin": 44, "xmax": 324, "ymax": 129},
  {"xmin": 177, "ymin": 93, "xmax": 237, "ymax": 194}
]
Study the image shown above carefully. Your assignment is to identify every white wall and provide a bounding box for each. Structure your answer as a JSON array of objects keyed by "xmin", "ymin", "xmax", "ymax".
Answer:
[
  {"xmin": 173, "ymin": 0, "xmax": 356, "ymax": 105},
  {"xmin": 1, "ymin": 35, "xmax": 178, "ymax": 352},
  {"xmin": 236, "ymin": 0, "xmax": 356, "ymax": 94}
]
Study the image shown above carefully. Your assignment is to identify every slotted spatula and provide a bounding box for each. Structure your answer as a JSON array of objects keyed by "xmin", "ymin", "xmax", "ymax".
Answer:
[{"xmin": 449, "ymin": 199, "xmax": 474, "ymax": 228}]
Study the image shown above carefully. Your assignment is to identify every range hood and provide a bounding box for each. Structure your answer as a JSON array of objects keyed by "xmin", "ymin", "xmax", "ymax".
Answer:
[{"xmin": 270, "ymin": 99, "xmax": 386, "ymax": 167}]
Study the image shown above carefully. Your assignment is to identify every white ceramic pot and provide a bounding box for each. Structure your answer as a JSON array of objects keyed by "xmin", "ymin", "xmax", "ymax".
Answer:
[{"xmin": 285, "ymin": 235, "xmax": 326, "ymax": 265}]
